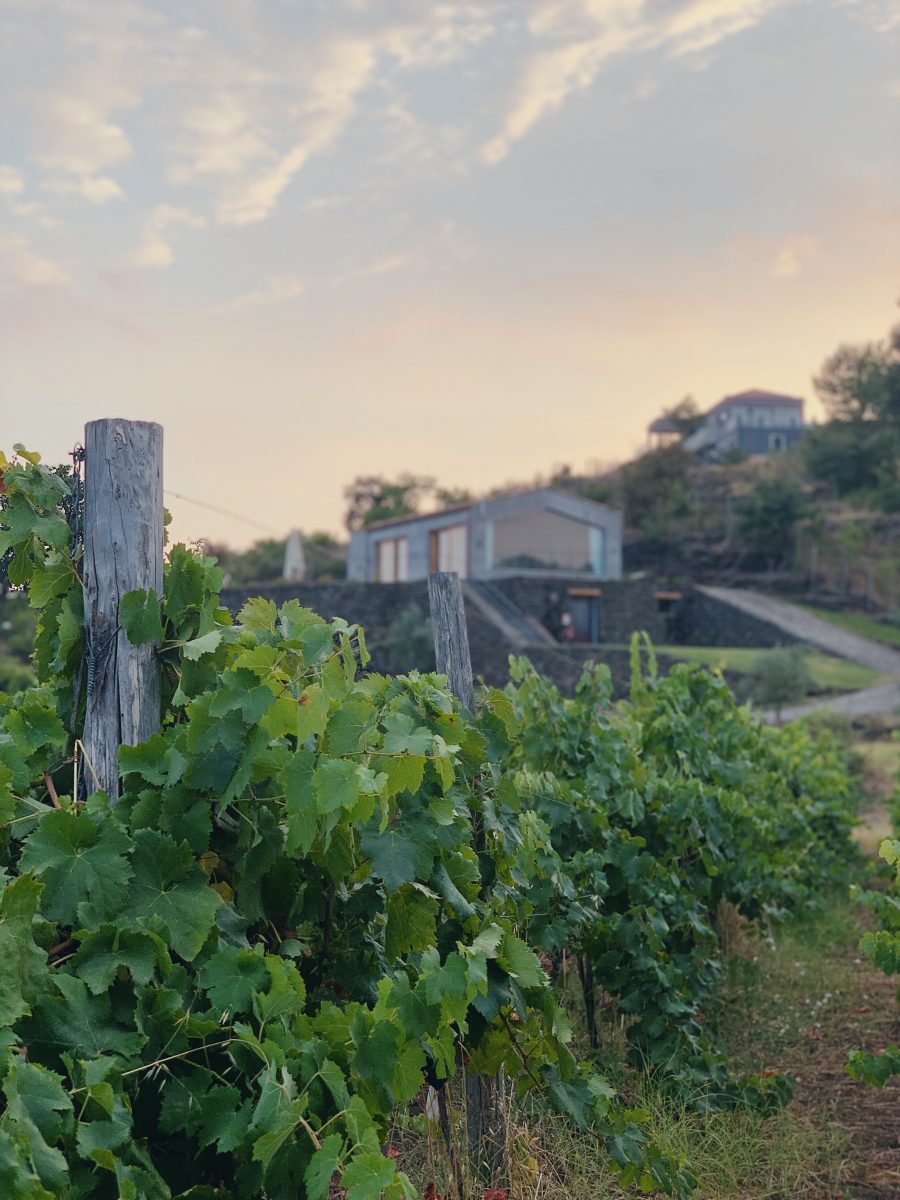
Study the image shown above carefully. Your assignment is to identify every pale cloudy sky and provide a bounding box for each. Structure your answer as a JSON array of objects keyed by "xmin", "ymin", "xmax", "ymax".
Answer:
[{"xmin": 1, "ymin": 0, "xmax": 899, "ymax": 545}]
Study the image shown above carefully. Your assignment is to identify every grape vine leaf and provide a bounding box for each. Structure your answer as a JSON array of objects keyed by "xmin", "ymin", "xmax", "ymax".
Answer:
[
  {"xmin": 122, "ymin": 830, "xmax": 221, "ymax": 961},
  {"xmin": 385, "ymin": 886, "xmax": 438, "ymax": 960},
  {"xmin": 19, "ymin": 809, "xmax": 133, "ymax": 926},
  {"xmin": 197, "ymin": 945, "xmax": 268, "ymax": 1015},
  {"xmin": 71, "ymin": 927, "xmax": 164, "ymax": 996},
  {"xmin": 0, "ymin": 874, "xmax": 48, "ymax": 1025},
  {"xmin": 361, "ymin": 828, "xmax": 432, "ymax": 891},
  {"xmin": 341, "ymin": 1152, "xmax": 398, "ymax": 1200},
  {"xmin": 120, "ymin": 589, "xmax": 164, "ymax": 645},
  {"xmin": 304, "ymin": 1133, "xmax": 343, "ymax": 1200}
]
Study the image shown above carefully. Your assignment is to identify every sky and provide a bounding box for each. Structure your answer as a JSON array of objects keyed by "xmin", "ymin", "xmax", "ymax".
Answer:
[{"xmin": 1, "ymin": 0, "xmax": 899, "ymax": 547}]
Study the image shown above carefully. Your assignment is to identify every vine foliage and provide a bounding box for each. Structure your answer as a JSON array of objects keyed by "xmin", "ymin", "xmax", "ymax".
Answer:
[{"xmin": 0, "ymin": 448, "xmax": 693, "ymax": 1198}]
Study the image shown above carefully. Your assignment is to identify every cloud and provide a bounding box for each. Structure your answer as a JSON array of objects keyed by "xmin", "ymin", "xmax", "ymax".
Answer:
[
  {"xmin": 133, "ymin": 205, "xmax": 205, "ymax": 268},
  {"xmin": 482, "ymin": 26, "xmax": 642, "ymax": 163},
  {"xmin": 770, "ymin": 233, "xmax": 819, "ymax": 278},
  {"xmin": 36, "ymin": 96, "xmax": 133, "ymax": 178},
  {"xmin": 838, "ymin": 0, "xmax": 900, "ymax": 33},
  {"xmin": 0, "ymin": 166, "xmax": 25, "ymax": 196},
  {"xmin": 42, "ymin": 175, "xmax": 124, "ymax": 203},
  {"xmin": 0, "ymin": 234, "xmax": 68, "ymax": 286},
  {"xmin": 483, "ymin": 0, "xmax": 789, "ymax": 162},
  {"xmin": 209, "ymin": 274, "xmax": 304, "ymax": 314}
]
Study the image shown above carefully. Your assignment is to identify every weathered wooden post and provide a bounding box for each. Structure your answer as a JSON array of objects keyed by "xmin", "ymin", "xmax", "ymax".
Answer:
[
  {"xmin": 427, "ymin": 570, "xmax": 508, "ymax": 1192},
  {"xmin": 82, "ymin": 419, "xmax": 163, "ymax": 801}
]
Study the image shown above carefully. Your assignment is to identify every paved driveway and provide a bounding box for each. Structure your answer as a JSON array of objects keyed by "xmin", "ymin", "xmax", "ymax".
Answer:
[{"xmin": 696, "ymin": 587, "xmax": 900, "ymax": 723}]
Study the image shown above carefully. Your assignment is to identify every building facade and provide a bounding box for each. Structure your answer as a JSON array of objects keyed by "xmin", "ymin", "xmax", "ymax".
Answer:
[
  {"xmin": 681, "ymin": 389, "xmax": 805, "ymax": 459},
  {"xmin": 347, "ymin": 487, "xmax": 624, "ymax": 583}
]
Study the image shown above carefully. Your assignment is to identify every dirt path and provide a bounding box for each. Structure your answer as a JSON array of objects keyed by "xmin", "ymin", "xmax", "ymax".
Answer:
[{"xmin": 786, "ymin": 943, "xmax": 900, "ymax": 1199}]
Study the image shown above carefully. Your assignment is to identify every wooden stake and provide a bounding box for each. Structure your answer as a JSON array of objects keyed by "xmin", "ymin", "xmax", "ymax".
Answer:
[
  {"xmin": 82, "ymin": 419, "xmax": 163, "ymax": 801},
  {"xmin": 427, "ymin": 571, "xmax": 508, "ymax": 1190}
]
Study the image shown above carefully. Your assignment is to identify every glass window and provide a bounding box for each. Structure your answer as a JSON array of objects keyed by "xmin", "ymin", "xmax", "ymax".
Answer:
[
  {"xmin": 431, "ymin": 525, "xmax": 467, "ymax": 577},
  {"xmin": 491, "ymin": 510, "xmax": 603, "ymax": 573},
  {"xmin": 376, "ymin": 537, "xmax": 408, "ymax": 582}
]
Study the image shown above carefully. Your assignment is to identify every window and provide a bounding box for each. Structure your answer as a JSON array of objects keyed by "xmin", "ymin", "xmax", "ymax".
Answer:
[
  {"xmin": 491, "ymin": 510, "xmax": 601, "ymax": 573},
  {"xmin": 769, "ymin": 433, "xmax": 786, "ymax": 452},
  {"xmin": 375, "ymin": 536, "xmax": 409, "ymax": 582},
  {"xmin": 429, "ymin": 525, "xmax": 468, "ymax": 577}
]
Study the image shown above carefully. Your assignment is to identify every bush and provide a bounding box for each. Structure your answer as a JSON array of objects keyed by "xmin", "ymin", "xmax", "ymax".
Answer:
[{"xmin": 749, "ymin": 646, "xmax": 812, "ymax": 717}]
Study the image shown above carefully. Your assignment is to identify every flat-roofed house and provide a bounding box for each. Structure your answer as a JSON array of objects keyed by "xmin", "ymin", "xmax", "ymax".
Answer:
[
  {"xmin": 682, "ymin": 389, "xmax": 805, "ymax": 458},
  {"xmin": 347, "ymin": 488, "xmax": 623, "ymax": 583}
]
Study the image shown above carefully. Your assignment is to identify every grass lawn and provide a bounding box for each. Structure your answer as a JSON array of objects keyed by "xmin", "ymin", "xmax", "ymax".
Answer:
[
  {"xmin": 636, "ymin": 644, "xmax": 883, "ymax": 693},
  {"xmin": 797, "ymin": 604, "xmax": 900, "ymax": 649}
]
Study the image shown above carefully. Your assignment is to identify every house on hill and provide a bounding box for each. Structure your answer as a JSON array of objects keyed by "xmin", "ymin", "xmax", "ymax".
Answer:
[
  {"xmin": 680, "ymin": 389, "xmax": 805, "ymax": 459},
  {"xmin": 347, "ymin": 487, "xmax": 623, "ymax": 583}
]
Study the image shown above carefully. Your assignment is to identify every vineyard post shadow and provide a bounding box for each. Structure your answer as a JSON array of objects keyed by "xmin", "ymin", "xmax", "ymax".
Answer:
[
  {"xmin": 427, "ymin": 570, "xmax": 509, "ymax": 1192},
  {"xmin": 82, "ymin": 418, "xmax": 163, "ymax": 801}
]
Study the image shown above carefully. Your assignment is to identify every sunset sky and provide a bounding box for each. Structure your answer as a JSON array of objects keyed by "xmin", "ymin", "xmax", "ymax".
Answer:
[{"xmin": 2, "ymin": 0, "xmax": 899, "ymax": 546}]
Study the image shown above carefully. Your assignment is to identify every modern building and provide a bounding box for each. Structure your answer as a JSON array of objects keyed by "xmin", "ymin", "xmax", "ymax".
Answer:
[
  {"xmin": 347, "ymin": 487, "xmax": 624, "ymax": 583},
  {"xmin": 681, "ymin": 389, "xmax": 805, "ymax": 459}
]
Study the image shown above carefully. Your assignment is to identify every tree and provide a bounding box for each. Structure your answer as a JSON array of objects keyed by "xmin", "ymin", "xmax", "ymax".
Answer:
[
  {"xmin": 663, "ymin": 396, "xmax": 704, "ymax": 437},
  {"xmin": 621, "ymin": 444, "xmax": 695, "ymax": 536},
  {"xmin": 343, "ymin": 474, "xmax": 436, "ymax": 531},
  {"xmin": 814, "ymin": 341, "xmax": 896, "ymax": 424},
  {"xmin": 750, "ymin": 645, "xmax": 812, "ymax": 721},
  {"xmin": 206, "ymin": 533, "xmax": 348, "ymax": 584},
  {"xmin": 736, "ymin": 476, "xmax": 807, "ymax": 567},
  {"xmin": 807, "ymin": 311, "xmax": 900, "ymax": 507}
]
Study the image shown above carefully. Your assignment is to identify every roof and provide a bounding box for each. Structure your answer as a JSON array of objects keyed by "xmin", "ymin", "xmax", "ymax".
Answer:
[
  {"xmin": 711, "ymin": 389, "xmax": 803, "ymax": 413},
  {"xmin": 358, "ymin": 486, "xmax": 621, "ymax": 534},
  {"xmin": 357, "ymin": 500, "xmax": 473, "ymax": 533},
  {"xmin": 647, "ymin": 416, "xmax": 681, "ymax": 434}
]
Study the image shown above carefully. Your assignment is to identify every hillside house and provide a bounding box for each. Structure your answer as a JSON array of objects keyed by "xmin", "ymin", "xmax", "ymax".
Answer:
[
  {"xmin": 347, "ymin": 488, "xmax": 623, "ymax": 583},
  {"xmin": 681, "ymin": 389, "xmax": 805, "ymax": 459}
]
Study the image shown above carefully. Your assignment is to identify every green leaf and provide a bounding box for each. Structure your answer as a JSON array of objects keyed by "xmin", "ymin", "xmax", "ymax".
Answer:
[
  {"xmin": 123, "ymin": 830, "xmax": 221, "ymax": 961},
  {"xmin": 72, "ymin": 927, "xmax": 162, "ymax": 995},
  {"xmin": 382, "ymin": 712, "xmax": 432, "ymax": 756},
  {"xmin": 341, "ymin": 1151, "xmax": 397, "ymax": 1200},
  {"xmin": 499, "ymin": 932, "xmax": 548, "ymax": 989},
  {"xmin": 25, "ymin": 974, "xmax": 146, "ymax": 1062},
  {"xmin": 28, "ymin": 558, "xmax": 76, "ymax": 611},
  {"xmin": 361, "ymin": 828, "xmax": 432, "ymax": 892},
  {"xmin": 283, "ymin": 750, "xmax": 317, "ymax": 855},
  {"xmin": 252, "ymin": 1096, "xmax": 307, "ymax": 1171},
  {"xmin": 385, "ymin": 886, "xmax": 438, "ymax": 960},
  {"xmin": 325, "ymin": 700, "xmax": 375, "ymax": 755},
  {"xmin": 120, "ymin": 589, "xmax": 164, "ymax": 645},
  {"xmin": 19, "ymin": 809, "xmax": 133, "ymax": 926},
  {"xmin": 314, "ymin": 758, "xmax": 359, "ymax": 815},
  {"xmin": 196, "ymin": 1085, "xmax": 252, "ymax": 1153},
  {"xmin": 237, "ymin": 597, "xmax": 277, "ymax": 632},
  {"xmin": 305, "ymin": 1133, "xmax": 343, "ymax": 1200},
  {"xmin": 181, "ymin": 628, "xmax": 224, "ymax": 661},
  {"xmin": 1, "ymin": 1059, "xmax": 72, "ymax": 1192},
  {"xmin": 0, "ymin": 874, "xmax": 48, "ymax": 1025},
  {"xmin": 295, "ymin": 684, "xmax": 330, "ymax": 742},
  {"xmin": 379, "ymin": 754, "xmax": 426, "ymax": 799},
  {"xmin": 4, "ymin": 694, "xmax": 66, "ymax": 756},
  {"xmin": 197, "ymin": 945, "xmax": 268, "ymax": 1015}
]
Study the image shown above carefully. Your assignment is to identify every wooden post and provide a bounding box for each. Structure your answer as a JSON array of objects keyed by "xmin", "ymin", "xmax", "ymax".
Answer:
[
  {"xmin": 428, "ymin": 571, "xmax": 474, "ymax": 710},
  {"xmin": 82, "ymin": 420, "xmax": 163, "ymax": 801},
  {"xmin": 427, "ymin": 571, "xmax": 508, "ymax": 1191}
]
